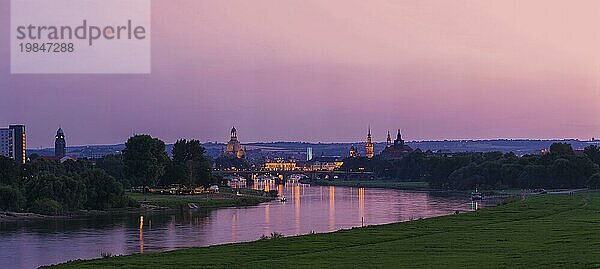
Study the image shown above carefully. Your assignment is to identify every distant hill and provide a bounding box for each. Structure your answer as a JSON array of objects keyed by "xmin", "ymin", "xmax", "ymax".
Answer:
[{"xmin": 27, "ymin": 139, "xmax": 600, "ymax": 160}]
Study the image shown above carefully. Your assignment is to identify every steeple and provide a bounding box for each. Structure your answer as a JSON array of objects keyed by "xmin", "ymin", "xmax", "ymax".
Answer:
[
  {"xmin": 386, "ymin": 131, "xmax": 392, "ymax": 148},
  {"xmin": 394, "ymin": 129, "xmax": 404, "ymax": 147},
  {"xmin": 230, "ymin": 126, "xmax": 237, "ymax": 140},
  {"xmin": 365, "ymin": 126, "xmax": 374, "ymax": 158}
]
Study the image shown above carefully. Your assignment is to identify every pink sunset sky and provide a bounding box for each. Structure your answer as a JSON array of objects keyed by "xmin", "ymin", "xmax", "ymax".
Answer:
[{"xmin": 1, "ymin": 0, "xmax": 600, "ymax": 148}]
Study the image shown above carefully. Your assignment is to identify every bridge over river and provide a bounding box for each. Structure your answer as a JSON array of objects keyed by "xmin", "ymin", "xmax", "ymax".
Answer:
[{"xmin": 213, "ymin": 169, "xmax": 375, "ymax": 181}]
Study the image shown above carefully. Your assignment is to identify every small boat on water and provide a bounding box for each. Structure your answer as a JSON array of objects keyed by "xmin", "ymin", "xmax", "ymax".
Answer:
[{"xmin": 280, "ymin": 196, "xmax": 287, "ymax": 202}]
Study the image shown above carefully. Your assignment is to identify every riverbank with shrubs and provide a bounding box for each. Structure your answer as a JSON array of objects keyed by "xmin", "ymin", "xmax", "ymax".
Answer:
[{"xmin": 0, "ymin": 135, "xmax": 271, "ymax": 220}]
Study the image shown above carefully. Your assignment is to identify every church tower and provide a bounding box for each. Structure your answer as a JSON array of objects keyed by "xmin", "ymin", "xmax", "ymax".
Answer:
[
  {"xmin": 365, "ymin": 127, "xmax": 374, "ymax": 158},
  {"xmin": 55, "ymin": 127, "xmax": 66, "ymax": 158},
  {"xmin": 230, "ymin": 126, "xmax": 237, "ymax": 140},
  {"xmin": 225, "ymin": 126, "xmax": 245, "ymax": 158},
  {"xmin": 386, "ymin": 131, "xmax": 392, "ymax": 148},
  {"xmin": 394, "ymin": 129, "xmax": 404, "ymax": 147}
]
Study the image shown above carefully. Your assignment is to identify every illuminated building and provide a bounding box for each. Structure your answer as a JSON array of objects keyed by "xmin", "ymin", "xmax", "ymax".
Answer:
[
  {"xmin": 380, "ymin": 129, "xmax": 413, "ymax": 159},
  {"xmin": 386, "ymin": 131, "xmax": 392, "ymax": 148},
  {"xmin": 0, "ymin": 125, "xmax": 26, "ymax": 164},
  {"xmin": 224, "ymin": 126, "xmax": 245, "ymax": 158},
  {"xmin": 227, "ymin": 176, "xmax": 247, "ymax": 189},
  {"xmin": 0, "ymin": 129, "xmax": 14, "ymax": 161},
  {"xmin": 365, "ymin": 127, "xmax": 374, "ymax": 158},
  {"xmin": 55, "ymin": 127, "xmax": 66, "ymax": 158},
  {"xmin": 349, "ymin": 146, "xmax": 358, "ymax": 157},
  {"xmin": 306, "ymin": 147, "xmax": 313, "ymax": 161},
  {"xmin": 302, "ymin": 155, "xmax": 343, "ymax": 171},
  {"xmin": 264, "ymin": 158, "xmax": 297, "ymax": 171}
]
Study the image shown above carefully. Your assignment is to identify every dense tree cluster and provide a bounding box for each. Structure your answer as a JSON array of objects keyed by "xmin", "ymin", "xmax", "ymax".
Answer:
[
  {"xmin": 341, "ymin": 143, "xmax": 600, "ymax": 190},
  {"xmin": 163, "ymin": 139, "xmax": 213, "ymax": 187},
  {"xmin": 0, "ymin": 134, "xmax": 215, "ymax": 214},
  {"xmin": 0, "ymin": 156, "xmax": 133, "ymax": 214}
]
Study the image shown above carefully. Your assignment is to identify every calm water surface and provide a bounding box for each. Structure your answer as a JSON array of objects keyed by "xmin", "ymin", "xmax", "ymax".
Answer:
[{"xmin": 0, "ymin": 184, "xmax": 486, "ymax": 268}]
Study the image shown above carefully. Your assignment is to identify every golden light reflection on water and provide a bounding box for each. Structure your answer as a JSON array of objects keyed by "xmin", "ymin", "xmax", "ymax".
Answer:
[
  {"xmin": 253, "ymin": 178, "xmax": 276, "ymax": 191},
  {"xmin": 329, "ymin": 186, "xmax": 335, "ymax": 230},
  {"xmin": 5, "ymin": 184, "xmax": 481, "ymax": 269},
  {"xmin": 231, "ymin": 213, "xmax": 238, "ymax": 242},
  {"xmin": 264, "ymin": 203, "xmax": 270, "ymax": 235},
  {"xmin": 294, "ymin": 183, "xmax": 301, "ymax": 234},
  {"xmin": 139, "ymin": 215, "xmax": 144, "ymax": 254},
  {"xmin": 358, "ymin": 187, "xmax": 365, "ymax": 226}
]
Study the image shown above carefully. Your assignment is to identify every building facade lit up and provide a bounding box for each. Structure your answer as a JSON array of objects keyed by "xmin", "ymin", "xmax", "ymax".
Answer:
[{"xmin": 0, "ymin": 125, "xmax": 26, "ymax": 164}]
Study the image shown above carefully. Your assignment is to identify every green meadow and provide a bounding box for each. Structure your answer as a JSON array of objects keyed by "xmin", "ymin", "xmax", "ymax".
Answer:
[{"xmin": 50, "ymin": 192, "xmax": 600, "ymax": 268}]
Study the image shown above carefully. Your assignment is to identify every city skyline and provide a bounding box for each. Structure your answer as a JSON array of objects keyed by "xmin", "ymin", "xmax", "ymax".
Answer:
[
  {"xmin": 2, "ymin": 1, "xmax": 600, "ymax": 147},
  {"xmin": 15, "ymin": 123, "xmax": 600, "ymax": 150}
]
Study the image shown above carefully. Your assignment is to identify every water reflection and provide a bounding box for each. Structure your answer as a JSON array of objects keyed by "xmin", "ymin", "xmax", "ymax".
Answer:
[
  {"xmin": 294, "ymin": 184, "xmax": 301, "ymax": 234},
  {"xmin": 358, "ymin": 187, "xmax": 365, "ymax": 226},
  {"xmin": 0, "ymin": 183, "xmax": 484, "ymax": 269},
  {"xmin": 252, "ymin": 177, "xmax": 276, "ymax": 192},
  {"xmin": 329, "ymin": 186, "xmax": 335, "ymax": 230},
  {"xmin": 139, "ymin": 215, "xmax": 144, "ymax": 254}
]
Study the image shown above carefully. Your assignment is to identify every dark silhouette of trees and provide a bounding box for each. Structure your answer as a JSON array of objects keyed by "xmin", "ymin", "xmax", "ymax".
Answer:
[
  {"xmin": 123, "ymin": 134, "xmax": 169, "ymax": 190},
  {"xmin": 167, "ymin": 139, "xmax": 213, "ymax": 187},
  {"xmin": 95, "ymin": 154, "xmax": 127, "ymax": 187},
  {"xmin": 339, "ymin": 143, "xmax": 600, "ymax": 190},
  {"xmin": 81, "ymin": 169, "xmax": 126, "ymax": 209},
  {"xmin": 0, "ymin": 185, "xmax": 24, "ymax": 211},
  {"xmin": 584, "ymin": 145, "xmax": 600, "ymax": 166},
  {"xmin": 0, "ymin": 156, "xmax": 20, "ymax": 185}
]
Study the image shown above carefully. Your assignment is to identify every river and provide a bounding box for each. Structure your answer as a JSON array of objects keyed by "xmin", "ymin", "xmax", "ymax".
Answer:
[{"xmin": 0, "ymin": 183, "xmax": 486, "ymax": 268}]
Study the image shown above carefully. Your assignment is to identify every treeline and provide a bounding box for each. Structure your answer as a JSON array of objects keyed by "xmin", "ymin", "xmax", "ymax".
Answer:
[
  {"xmin": 0, "ymin": 156, "xmax": 135, "ymax": 215},
  {"xmin": 0, "ymin": 134, "xmax": 215, "ymax": 214},
  {"xmin": 123, "ymin": 135, "xmax": 215, "ymax": 188},
  {"xmin": 341, "ymin": 143, "xmax": 600, "ymax": 190}
]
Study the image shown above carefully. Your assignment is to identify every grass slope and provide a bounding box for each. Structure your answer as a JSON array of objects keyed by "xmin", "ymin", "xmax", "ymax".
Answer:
[{"xmin": 50, "ymin": 193, "xmax": 600, "ymax": 268}]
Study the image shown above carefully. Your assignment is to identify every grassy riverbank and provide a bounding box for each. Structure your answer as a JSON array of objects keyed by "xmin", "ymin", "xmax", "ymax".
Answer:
[
  {"xmin": 49, "ymin": 192, "xmax": 600, "ymax": 268},
  {"xmin": 313, "ymin": 179, "xmax": 430, "ymax": 191},
  {"xmin": 129, "ymin": 189, "xmax": 272, "ymax": 209}
]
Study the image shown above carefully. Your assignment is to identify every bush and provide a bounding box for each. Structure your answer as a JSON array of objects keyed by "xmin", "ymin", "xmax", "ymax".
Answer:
[
  {"xmin": 100, "ymin": 252, "xmax": 113, "ymax": 258},
  {"xmin": 113, "ymin": 195, "xmax": 140, "ymax": 208},
  {"xmin": 0, "ymin": 185, "xmax": 24, "ymax": 211},
  {"xmin": 259, "ymin": 232, "xmax": 284, "ymax": 240},
  {"xmin": 30, "ymin": 198, "xmax": 63, "ymax": 215}
]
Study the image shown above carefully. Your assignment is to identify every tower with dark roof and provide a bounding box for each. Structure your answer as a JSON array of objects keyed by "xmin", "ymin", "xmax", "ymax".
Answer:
[
  {"xmin": 55, "ymin": 127, "xmax": 66, "ymax": 158},
  {"xmin": 365, "ymin": 126, "xmax": 374, "ymax": 158}
]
